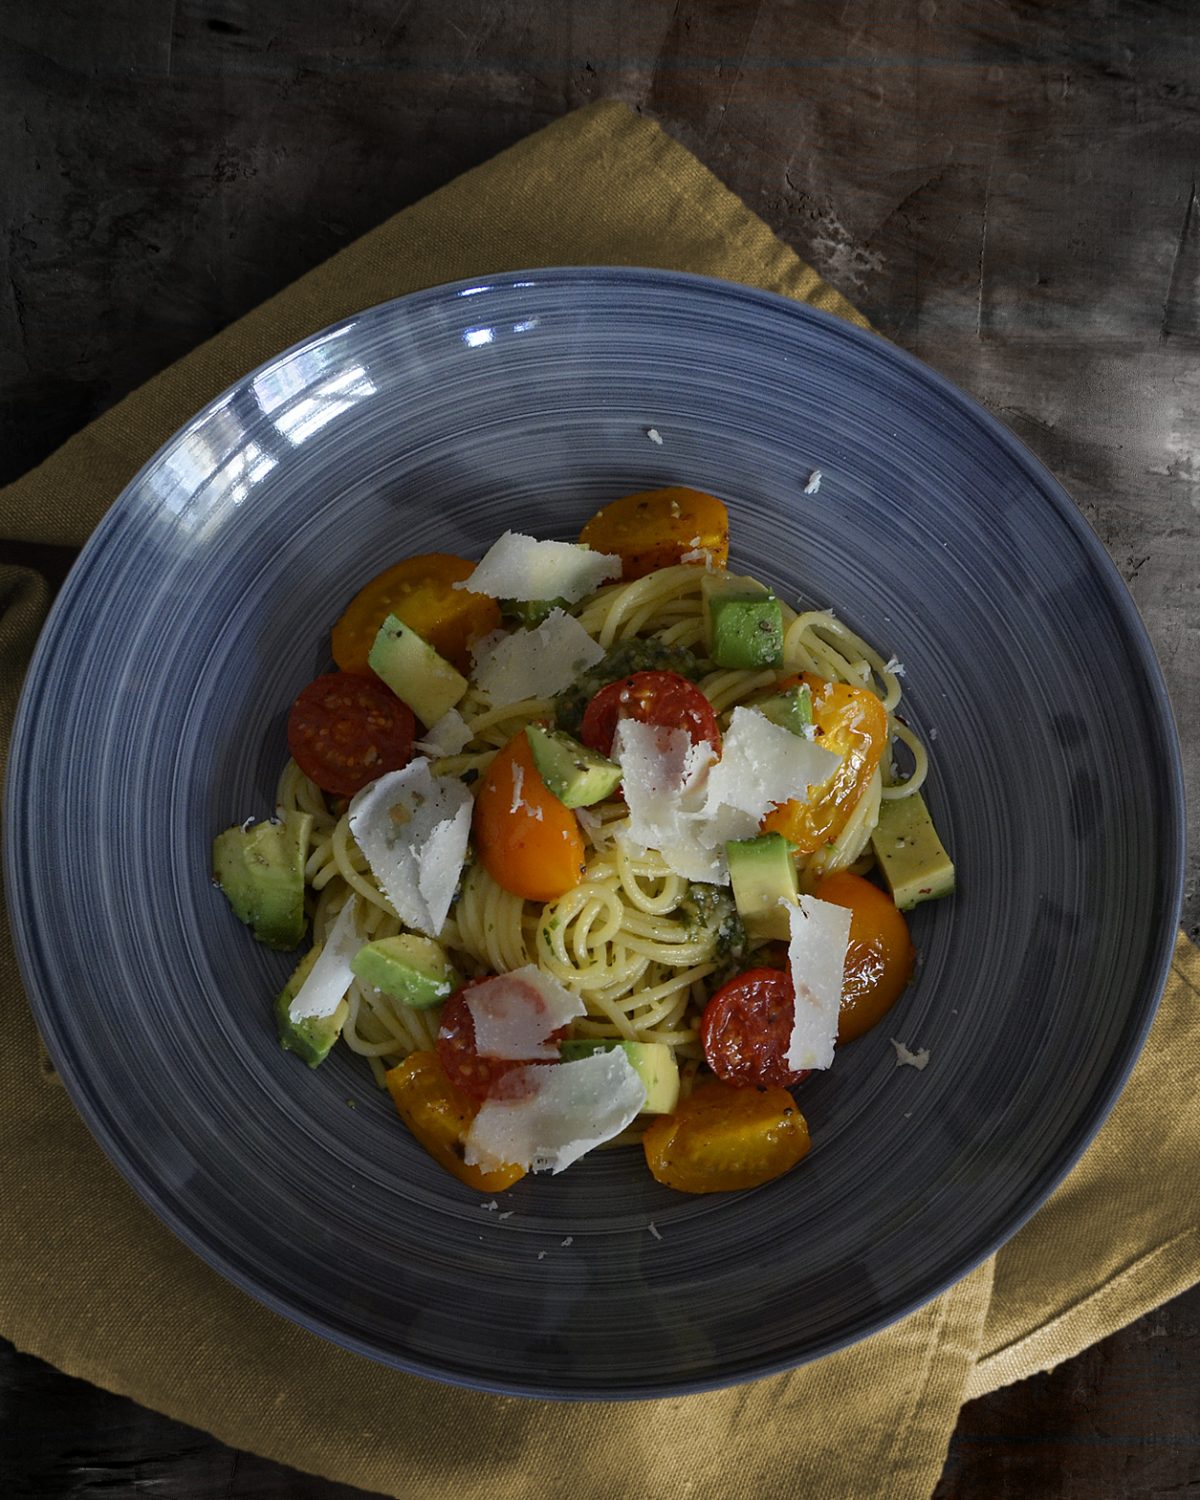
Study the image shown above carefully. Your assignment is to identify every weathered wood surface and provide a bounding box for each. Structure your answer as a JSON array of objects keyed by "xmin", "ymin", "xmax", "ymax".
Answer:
[{"xmin": 3, "ymin": 1, "xmax": 1197, "ymax": 1496}]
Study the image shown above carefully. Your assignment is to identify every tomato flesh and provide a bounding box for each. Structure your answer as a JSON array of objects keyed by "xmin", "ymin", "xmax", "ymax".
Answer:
[
  {"xmin": 473, "ymin": 730, "xmax": 587, "ymax": 902},
  {"xmin": 286, "ymin": 672, "xmax": 415, "ymax": 797},
  {"xmin": 579, "ymin": 487, "xmax": 730, "ymax": 580},
  {"xmin": 643, "ymin": 1079, "xmax": 810, "ymax": 1193},
  {"xmin": 813, "ymin": 871, "xmax": 916, "ymax": 1042},
  {"xmin": 385, "ymin": 1050, "xmax": 525, "ymax": 1191},
  {"xmin": 700, "ymin": 967, "xmax": 812, "ymax": 1089},
  {"xmin": 761, "ymin": 673, "xmax": 887, "ymax": 854},
  {"xmin": 437, "ymin": 980, "xmax": 565, "ymax": 1101},
  {"xmin": 580, "ymin": 670, "xmax": 721, "ymax": 760},
  {"xmin": 331, "ymin": 553, "xmax": 500, "ymax": 676}
]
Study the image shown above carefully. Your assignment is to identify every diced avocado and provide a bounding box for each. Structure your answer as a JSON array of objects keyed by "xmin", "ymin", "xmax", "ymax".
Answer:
[
  {"xmin": 726, "ymin": 832, "xmax": 799, "ymax": 941},
  {"xmin": 501, "ymin": 597, "xmax": 571, "ymax": 627},
  {"xmin": 275, "ymin": 945, "xmax": 349, "ymax": 1068},
  {"xmin": 368, "ymin": 614, "xmax": 468, "ymax": 727},
  {"xmin": 870, "ymin": 792, "xmax": 956, "ymax": 910},
  {"xmin": 212, "ymin": 811, "xmax": 312, "ymax": 950},
  {"xmin": 754, "ymin": 684, "xmax": 813, "ymax": 737},
  {"xmin": 350, "ymin": 933, "xmax": 460, "ymax": 1008},
  {"xmin": 525, "ymin": 724, "xmax": 622, "ymax": 808},
  {"xmin": 701, "ymin": 572, "xmax": 784, "ymax": 669},
  {"xmin": 558, "ymin": 1039, "xmax": 680, "ymax": 1114}
]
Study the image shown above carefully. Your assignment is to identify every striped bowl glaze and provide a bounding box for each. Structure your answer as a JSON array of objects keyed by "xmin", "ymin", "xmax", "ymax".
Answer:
[{"xmin": 5, "ymin": 270, "xmax": 1184, "ymax": 1398}]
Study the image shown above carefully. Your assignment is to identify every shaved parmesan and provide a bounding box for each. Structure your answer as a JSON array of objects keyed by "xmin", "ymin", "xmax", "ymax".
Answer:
[
  {"xmin": 465, "ymin": 966, "xmax": 586, "ymax": 1060},
  {"xmin": 465, "ymin": 1052, "xmax": 647, "ymax": 1175},
  {"xmin": 455, "ymin": 531, "xmax": 621, "ymax": 604},
  {"xmin": 414, "ymin": 708, "xmax": 472, "ymax": 757},
  {"xmin": 786, "ymin": 895, "xmax": 852, "ymax": 1071},
  {"xmin": 471, "ymin": 610, "xmax": 605, "ymax": 704},
  {"xmin": 348, "ymin": 762, "xmax": 471, "ymax": 938},
  {"xmin": 705, "ymin": 708, "xmax": 838, "ymax": 822},
  {"xmin": 288, "ymin": 898, "xmax": 361, "ymax": 1022},
  {"xmin": 613, "ymin": 720, "xmax": 722, "ymax": 881},
  {"xmin": 892, "ymin": 1039, "xmax": 930, "ymax": 1070},
  {"xmin": 613, "ymin": 710, "xmax": 838, "ymax": 883}
]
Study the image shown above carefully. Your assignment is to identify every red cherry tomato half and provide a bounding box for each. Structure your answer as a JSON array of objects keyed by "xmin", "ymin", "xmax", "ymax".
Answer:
[
  {"xmin": 286, "ymin": 672, "xmax": 415, "ymax": 797},
  {"xmin": 436, "ymin": 981, "xmax": 567, "ymax": 1102},
  {"xmin": 700, "ymin": 967, "xmax": 812, "ymax": 1090},
  {"xmin": 580, "ymin": 671, "xmax": 721, "ymax": 760}
]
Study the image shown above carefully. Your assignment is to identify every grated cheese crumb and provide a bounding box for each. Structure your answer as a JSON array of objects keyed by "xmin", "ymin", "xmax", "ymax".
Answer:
[
  {"xmin": 891, "ymin": 1039, "xmax": 930, "ymax": 1070},
  {"xmin": 561, "ymin": 1236, "xmax": 574, "ymax": 1247},
  {"xmin": 498, "ymin": 1210, "xmax": 514, "ymax": 1221},
  {"xmin": 537, "ymin": 1250, "xmax": 547, "ymax": 1260},
  {"xmin": 679, "ymin": 547, "xmax": 715, "ymax": 569},
  {"xmin": 803, "ymin": 469, "xmax": 823, "ymax": 494},
  {"xmin": 929, "ymin": 726, "xmax": 939, "ymax": 740},
  {"xmin": 480, "ymin": 1200, "xmax": 499, "ymax": 1212},
  {"xmin": 510, "ymin": 763, "xmax": 525, "ymax": 814},
  {"xmin": 646, "ymin": 427, "xmax": 664, "ymax": 445},
  {"xmin": 648, "ymin": 1222, "xmax": 662, "ymax": 1241},
  {"xmin": 884, "ymin": 655, "xmax": 906, "ymax": 677}
]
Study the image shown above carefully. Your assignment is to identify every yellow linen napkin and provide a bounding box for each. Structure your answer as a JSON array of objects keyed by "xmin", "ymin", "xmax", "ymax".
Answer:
[{"xmin": 1, "ymin": 100, "xmax": 1195, "ymax": 1500}]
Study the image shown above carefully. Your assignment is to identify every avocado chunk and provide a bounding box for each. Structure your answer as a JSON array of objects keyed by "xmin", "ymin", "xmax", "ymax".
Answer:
[
  {"xmin": 212, "ymin": 811, "xmax": 312, "ymax": 951},
  {"xmin": 701, "ymin": 573, "xmax": 784, "ymax": 669},
  {"xmin": 525, "ymin": 724, "xmax": 622, "ymax": 808},
  {"xmin": 350, "ymin": 933, "xmax": 460, "ymax": 1008},
  {"xmin": 558, "ymin": 1039, "xmax": 680, "ymax": 1114},
  {"xmin": 501, "ymin": 596, "xmax": 571, "ymax": 627},
  {"xmin": 870, "ymin": 792, "xmax": 956, "ymax": 910},
  {"xmin": 726, "ymin": 832, "xmax": 799, "ymax": 941},
  {"xmin": 368, "ymin": 614, "xmax": 468, "ymax": 727},
  {"xmin": 754, "ymin": 684, "xmax": 813, "ymax": 737},
  {"xmin": 275, "ymin": 945, "xmax": 349, "ymax": 1068}
]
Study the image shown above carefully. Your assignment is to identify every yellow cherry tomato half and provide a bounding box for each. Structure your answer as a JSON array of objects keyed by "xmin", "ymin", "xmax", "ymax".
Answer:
[
  {"xmin": 642, "ymin": 1079, "xmax": 811, "ymax": 1193},
  {"xmin": 385, "ymin": 1051, "xmax": 525, "ymax": 1192},
  {"xmin": 473, "ymin": 730, "xmax": 587, "ymax": 902},
  {"xmin": 812, "ymin": 870, "xmax": 916, "ymax": 1043},
  {"xmin": 761, "ymin": 672, "xmax": 888, "ymax": 854},
  {"xmin": 331, "ymin": 553, "xmax": 500, "ymax": 676},
  {"xmin": 579, "ymin": 486, "xmax": 729, "ymax": 580}
]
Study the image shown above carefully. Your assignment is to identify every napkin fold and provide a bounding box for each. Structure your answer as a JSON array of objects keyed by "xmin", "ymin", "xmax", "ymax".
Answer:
[{"xmin": 2, "ymin": 100, "xmax": 1196, "ymax": 1500}]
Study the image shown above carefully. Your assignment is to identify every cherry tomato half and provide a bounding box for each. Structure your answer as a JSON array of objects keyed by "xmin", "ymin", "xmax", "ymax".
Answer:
[
  {"xmin": 436, "ymin": 980, "xmax": 567, "ymax": 1102},
  {"xmin": 813, "ymin": 871, "xmax": 916, "ymax": 1042},
  {"xmin": 699, "ymin": 967, "xmax": 812, "ymax": 1089},
  {"xmin": 761, "ymin": 673, "xmax": 888, "ymax": 854},
  {"xmin": 643, "ymin": 1079, "xmax": 811, "ymax": 1193},
  {"xmin": 385, "ymin": 1051, "xmax": 525, "ymax": 1192},
  {"xmin": 287, "ymin": 672, "xmax": 415, "ymax": 797},
  {"xmin": 580, "ymin": 671, "xmax": 721, "ymax": 760},
  {"xmin": 331, "ymin": 553, "xmax": 500, "ymax": 676}
]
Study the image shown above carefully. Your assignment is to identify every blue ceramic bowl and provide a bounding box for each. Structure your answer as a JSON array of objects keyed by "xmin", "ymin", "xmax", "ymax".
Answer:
[{"xmin": 5, "ymin": 270, "xmax": 1185, "ymax": 1398}]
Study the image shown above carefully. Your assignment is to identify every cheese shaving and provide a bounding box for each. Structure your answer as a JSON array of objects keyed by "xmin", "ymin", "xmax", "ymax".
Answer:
[
  {"xmin": 891, "ymin": 1039, "xmax": 930, "ymax": 1070},
  {"xmin": 471, "ymin": 610, "xmax": 605, "ymax": 705},
  {"xmin": 414, "ymin": 708, "xmax": 472, "ymax": 757},
  {"xmin": 786, "ymin": 895, "xmax": 852, "ymax": 1071},
  {"xmin": 465, "ymin": 966, "xmax": 585, "ymax": 1060},
  {"xmin": 454, "ymin": 531, "xmax": 621, "ymax": 603},
  {"xmin": 348, "ymin": 762, "xmax": 472, "ymax": 937},
  {"xmin": 465, "ymin": 1051, "xmax": 647, "ymax": 1175},
  {"xmin": 288, "ymin": 898, "xmax": 361, "ymax": 1022}
]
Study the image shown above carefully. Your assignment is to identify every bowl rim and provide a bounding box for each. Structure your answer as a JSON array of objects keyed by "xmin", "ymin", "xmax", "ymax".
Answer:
[{"xmin": 4, "ymin": 265, "xmax": 1188, "ymax": 1399}]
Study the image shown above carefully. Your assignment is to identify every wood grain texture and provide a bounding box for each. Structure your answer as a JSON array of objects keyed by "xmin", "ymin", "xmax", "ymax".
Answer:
[{"xmin": 2, "ymin": 0, "xmax": 1197, "ymax": 1494}]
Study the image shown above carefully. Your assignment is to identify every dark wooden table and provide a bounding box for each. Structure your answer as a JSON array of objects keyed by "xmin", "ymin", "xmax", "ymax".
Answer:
[{"xmin": 4, "ymin": 2, "xmax": 1198, "ymax": 1496}]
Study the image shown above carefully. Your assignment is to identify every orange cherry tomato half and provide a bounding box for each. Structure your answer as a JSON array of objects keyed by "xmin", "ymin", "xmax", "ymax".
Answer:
[
  {"xmin": 286, "ymin": 671, "xmax": 415, "ymax": 796},
  {"xmin": 642, "ymin": 1079, "xmax": 811, "ymax": 1193},
  {"xmin": 812, "ymin": 871, "xmax": 916, "ymax": 1042},
  {"xmin": 473, "ymin": 730, "xmax": 587, "ymax": 902},
  {"xmin": 331, "ymin": 553, "xmax": 501, "ymax": 676},
  {"xmin": 580, "ymin": 671, "xmax": 721, "ymax": 760},
  {"xmin": 761, "ymin": 673, "xmax": 887, "ymax": 854},
  {"xmin": 385, "ymin": 1050, "xmax": 525, "ymax": 1192},
  {"xmin": 699, "ymin": 968, "xmax": 812, "ymax": 1089},
  {"xmin": 579, "ymin": 486, "xmax": 730, "ymax": 580}
]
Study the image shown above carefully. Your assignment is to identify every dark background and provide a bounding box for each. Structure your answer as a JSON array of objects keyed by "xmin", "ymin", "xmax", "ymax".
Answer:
[{"xmin": 3, "ymin": 1, "xmax": 1198, "ymax": 1495}]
